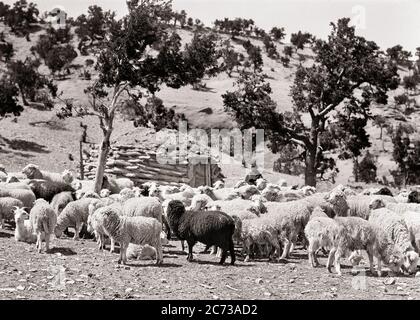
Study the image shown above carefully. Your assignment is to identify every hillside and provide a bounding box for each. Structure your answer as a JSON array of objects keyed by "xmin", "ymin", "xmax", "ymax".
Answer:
[{"xmin": 0, "ymin": 21, "xmax": 419, "ymax": 186}]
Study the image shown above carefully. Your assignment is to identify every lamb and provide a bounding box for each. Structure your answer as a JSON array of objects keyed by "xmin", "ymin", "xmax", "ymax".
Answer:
[
  {"xmin": 386, "ymin": 202, "xmax": 420, "ymax": 216},
  {"xmin": 0, "ymin": 197, "xmax": 24, "ymax": 228},
  {"xmin": 14, "ymin": 207, "xmax": 37, "ymax": 243},
  {"xmin": 199, "ymin": 186, "xmax": 241, "ymax": 201},
  {"xmin": 369, "ymin": 208, "xmax": 419, "ymax": 274},
  {"xmin": 28, "ymin": 179, "xmax": 75, "ymax": 202},
  {"xmin": 102, "ymin": 175, "xmax": 134, "ymax": 194},
  {"xmin": 125, "ymin": 233, "xmax": 169, "ymax": 260},
  {"xmin": 29, "ymin": 199, "xmax": 57, "ymax": 253},
  {"xmin": 49, "ymin": 191, "xmax": 75, "ymax": 218},
  {"xmin": 401, "ymin": 211, "xmax": 420, "ymax": 253},
  {"xmin": 87, "ymin": 204, "xmax": 117, "ymax": 251},
  {"xmin": 304, "ymin": 216, "xmax": 339, "ymax": 267},
  {"xmin": 21, "ymin": 164, "xmax": 74, "ymax": 184},
  {"xmin": 54, "ymin": 198, "xmax": 102, "ymax": 240},
  {"xmin": 97, "ymin": 205, "xmax": 163, "ymax": 265},
  {"xmin": 347, "ymin": 195, "xmax": 387, "ymax": 220},
  {"xmin": 240, "ymin": 215, "xmax": 281, "ymax": 262},
  {"xmin": 188, "ymin": 193, "xmax": 214, "ymax": 211},
  {"xmin": 0, "ymin": 188, "xmax": 36, "ymax": 209},
  {"xmin": 213, "ymin": 180, "xmax": 225, "ymax": 190},
  {"xmin": 326, "ymin": 216, "xmax": 404, "ymax": 276},
  {"xmin": 166, "ymin": 200, "xmax": 236, "ymax": 265}
]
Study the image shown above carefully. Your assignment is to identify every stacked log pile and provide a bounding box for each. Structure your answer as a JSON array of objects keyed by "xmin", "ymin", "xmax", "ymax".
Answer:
[{"xmin": 83, "ymin": 144, "xmax": 224, "ymax": 187}]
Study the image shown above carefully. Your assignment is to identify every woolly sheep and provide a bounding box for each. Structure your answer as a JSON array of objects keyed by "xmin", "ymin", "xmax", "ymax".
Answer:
[
  {"xmin": 369, "ymin": 208, "xmax": 419, "ymax": 274},
  {"xmin": 98, "ymin": 205, "xmax": 163, "ymax": 265},
  {"xmin": 87, "ymin": 204, "xmax": 117, "ymax": 251},
  {"xmin": 304, "ymin": 216, "xmax": 339, "ymax": 267},
  {"xmin": 206, "ymin": 199, "xmax": 266, "ymax": 221},
  {"xmin": 14, "ymin": 207, "xmax": 38, "ymax": 243},
  {"xmin": 386, "ymin": 203, "xmax": 420, "ymax": 216},
  {"xmin": 347, "ymin": 195, "xmax": 387, "ymax": 220},
  {"xmin": 150, "ymin": 184, "xmax": 196, "ymax": 207},
  {"xmin": 0, "ymin": 188, "xmax": 36, "ymax": 209},
  {"xmin": 0, "ymin": 197, "xmax": 24, "ymax": 228},
  {"xmin": 29, "ymin": 199, "xmax": 57, "ymax": 253},
  {"xmin": 256, "ymin": 178, "xmax": 268, "ymax": 191},
  {"xmin": 54, "ymin": 198, "xmax": 102, "ymax": 240},
  {"xmin": 0, "ymin": 182, "xmax": 31, "ymax": 190},
  {"xmin": 50, "ymin": 191, "xmax": 74, "ymax": 216},
  {"xmin": 200, "ymin": 186, "xmax": 241, "ymax": 201},
  {"xmin": 213, "ymin": 180, "xmax": 225, "ymax": 190},
  {"xmin": 236, "ymin": 184, "xmax": 260, "ymax": 200},
  {"xmin": 21, "ymin": 164, "xmax": 73, "ymax": 184},
  {"xmin": 28, "ymin": 179, "xmax": 75, "ymax": 202},
  {"xmin": 189, "ymin": 193, "xmax": 214, "ymax": 211},
  {"xmin": 326, "ymin": 216, "xmax": 404, "ymax": 276},
  {"xmin": 401, "ymin": 211, "xmax": 420, "ymax": 253},
  {"xmin": 126, "ymin": 233, "xmax": 169, "ymax": 260},
  {"xmin": 100, "ymin": 189, "xmax": 111, "ymax": 198},
  {"xmin": 166, "ymin": 200, "xmax": 236, "ymax": 265}
]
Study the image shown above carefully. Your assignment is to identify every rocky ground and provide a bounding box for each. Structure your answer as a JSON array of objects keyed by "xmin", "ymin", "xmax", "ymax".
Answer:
[{"xmin": 1, "ymin": 227, "xmax": 419, "ymax": 300}]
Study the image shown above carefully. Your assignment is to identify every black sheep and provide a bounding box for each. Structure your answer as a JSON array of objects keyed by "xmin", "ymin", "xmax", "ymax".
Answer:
[
  {"xmin": 28, "ymin": 179, "xmax": 75, "ymax": 202},
  {"xmin": 166, "ymin": 200, "xmax": 236, "ymax": 265}
]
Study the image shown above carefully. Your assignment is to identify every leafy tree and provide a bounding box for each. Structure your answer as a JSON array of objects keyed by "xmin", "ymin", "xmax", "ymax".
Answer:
[
  {"xmin": 187, "ymin": 17, "xmax": 194, "ymax": 27},
  {"xmin": 263, "ymin": 35, "xmax": 279, "ymax": 60},
  {"xmin": 223, "ymin": 18, "xmax": 399, "ymax": 186},
  {"xmin": 373, "ymin": 114, "xmax": 387, "ymax": 140},
  {"xmin": 391, "ymin": 124, "xmax": 420, "ymax": 186},
  {"xmin": 242, "ymin": 42, "xmax": 263, "ymax": 72},
  {"xmin": 0, "ymin": 77, "xmax": 24, "ymax": 118},
  {"xmin": 183, "ymin": 32, "xmax": 220, "ymax": 89},
  {"xmin": 402, "ymin": 75, "xmax": 418, "ymax": 93},
  {"xmin": 386, "ymin": 45, "xmax": 412, "ymax": 68},
  {"xmin": 280, "ymin": 56, "xmax": 290, "ymax": 67},
  {"xmin": 46, "ymin": 24, "xmax": 73, "ymax": 44},
  {"xmin": 44, "ymin": 44, "xmax": 78, "ymax": 78},
  {"xmin": 58, "ymin": 0, "xmax": 219, "ymax": 193},
  {"xmin": 0, "ymin": 32, "xmax": 14, "ymax": 61},
  {"xmin": 0, "ymin": 2, "xmax": 10, "ymax": 20},
  {"xmin": 283, "ymin": 45, "xmax": 293, "ymax": 57},
  {"xmin": 290, "ymin": 31, "xmax": 314, "ymax": 51},
  {"xmin": 356, "ymin": 151, "xmax": 377, "ymax": 183},
  {"xmin": 220, "ymin": 40, "xmax": 241, "ymax": 77},
  {"xmin": 75, "ymin": 5, "xmax": 116, "ymax": 53},
  {"xmin": 7, "ymin": 58, "xmax": 57, "ymax": 106},
  {"xmin": 270, "ymin": 27, "xmax": 286, "ymax": 42},
  {"xmin": 4, "ymin": 0, "xmax": 39, "ymax": 35}
]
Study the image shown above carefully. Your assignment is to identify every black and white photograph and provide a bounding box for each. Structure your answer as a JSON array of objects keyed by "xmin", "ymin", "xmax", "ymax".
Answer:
[{"xmin": 0, "ymin": 0, "xmax": 419, "ymax": 307}]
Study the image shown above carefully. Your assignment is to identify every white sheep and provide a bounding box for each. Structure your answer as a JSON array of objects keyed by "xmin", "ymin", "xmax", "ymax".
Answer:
[
  {"xmin": 150, "ymin": 183, "xmax": 196, "ymax": 207},
  {"xmin": 0, "ymin": 197, "xmax": 24, "ymax": 228},
  {"xmin": 0, "ymin": 188, "xmax": 36, "ymax": 209},
  {"xmin": 347, "ymin": 195, "xmax": 387, "ymax": 220},
  {"xmin": 199, "ymin": 186, "xmax": 241, "ymax": 201},
  {"xmin": 14, "ymin": 207, "xmax": 38, "ymax": 244},
  {"xmin": 369, "ymin": 208, "xmax": 419, "ymax": 274},
  {"xmin": 121, "ymin": 197, "xmax": 163, "ymax": 222},
  {"xmin": 126, "ymin": 233, "xmax": 169, "ymax": 260},
  {"xmin": 54, "ymin": 198, "xmax": 102, "ymax": 240},
  {"xmin": 386, "ymin": 203, "xmax": 420, "ymax": 216},
  {"xmin": 326, "ymin": 216, "xmax": 404, "ymax": 276},
  {"xmin": 102, "ymin": 176, "xmax": 134, "ymax": 194},
  {"xmin": 401, "ymin": 211, "xmax": 420, "ymax": 253},
  {"xmin": 29, "ymin": 199, "xmax": 57, "ymax": 253},
  {"xmin": 98, "ymin": 205, "xmax": 163, "ymax": 265},
  {"xmin": 256, "ymin": 178, "xmax": 267, "ymax": 191},
  {"xmin": 50, "ymin": 191, "xmax": 74, "ymax": 216},
  {"xmin": 213, "ymin": 180, "xmax": 225, "ymax": 190},
  {"xmin": 234, "ymin": 180, "xmax": 248, "ymax": 189},
  {"xmin": 188, "ymin": 193, "xmax": 214, "ymax": 211},
  {"xmin": 21, "ymin": 164, "xmax": 73, "ymax": 184}
]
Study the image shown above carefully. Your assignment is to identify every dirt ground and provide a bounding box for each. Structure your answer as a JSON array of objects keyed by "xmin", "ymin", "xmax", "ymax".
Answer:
[{"xmin": 1, "ymin": 227, "xmax": 420, "ymax": 301}]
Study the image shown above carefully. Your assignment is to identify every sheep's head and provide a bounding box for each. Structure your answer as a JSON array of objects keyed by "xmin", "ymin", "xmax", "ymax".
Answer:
[
  {"xmin": 238, "ymin": 185, "xmax": 260, "ymax": 200},
  {"xmin": 256, "ymin": 178, "xmax": 267, "ymax": 191},
  {"xmin": 148, "ymin": 184, "xmax": 161, "ymax": 198},
  {"xmin": 100, "ymin": 189, "xmax": 111, "ymax": 198},
  {"xmin": 132, "ymin": 187, "xmax": 142, "ymax": 198},
  {"xmin": 348, "ymin": 250, "xmax": 363, "ymax": 266},
  {"xmin": 71, "ymin": 180, "xmax": 82, "ymax": 191},
  {"xmin": 386, "ymin": 251, "xmax": 404, "ymax": 274},
  {"xmin": 14, "ymin": 207, "xmax": 29, "ymax": 222},
  {"xmin": 54, "ymin": 226, "xmax": 63, "ymax": 238},
  {"xmin": 75, "ymin": 189, "xmax": 85, "ymax": 200},
  {"xmin": 234, "ymin": 180, "xmax": 248, "ymax": 189},
  {"xmin": 86, "ymin": 214, "xmax": 94, "ymax": 234},
  {"xmin": 325, "ymin": 189, "xmax": 349, "ymax": 217},
  {"xmin": 402, "ymin": 251, "xmax": 419, "ymax": 275},
  {"xmin": 206, "ymin": 204, "xmax": 221, "ymax": 211},
  {"xmin": 83, "ymin": 192, "xmax": 101, "ymax": 199},
  {"xmin": 6, "ymin": 176, "xmax": 19, "ymax": 183},
  {"xmin": 166, "ymin": 200, "xmax": 185, "ymax": 232},
  {"xmin": 369, "ymin": 198, "xmax": 386, "ymax": 210},
  {"xmin": 300, "ymin": 186, "xmax": 316, "ymax": 196},
  {"xmin": 21, "ymin": 164, "xmax": 40, "ymax": 179},
  {"xmin": 61, "ymin": 170, "xmax": 74, "ymax": 184},
  {"xmin": 408, "ymin": 190, "xmax": 419, "ymax": 203},
  {"xmin": 213, "ymin": 180, "xmax": 225, "ymax": 190}
]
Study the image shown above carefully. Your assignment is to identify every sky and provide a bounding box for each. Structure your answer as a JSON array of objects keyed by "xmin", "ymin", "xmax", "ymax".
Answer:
[{"xmin": 4, "ymin": 0, "xmax": 420, "ymax": 55}]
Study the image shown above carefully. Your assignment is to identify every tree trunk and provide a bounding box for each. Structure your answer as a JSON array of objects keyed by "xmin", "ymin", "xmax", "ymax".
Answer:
[
  {"xmin": 304, "ymin": 147, "xmax": 317, "ymax": 187},
  {"xmin": 94, "ymin": 128, "xmax": 113, "ymax": 193},
  {"xmin": 353, "ymin": 157, "xmax": 359, "ymax": 182},
  {"xmin": 19, "ymin": 86, "xmax": 28, "ymax": 106},
  {"xmin": 79, "ymin": 141, "xmax": 84, "ymax": 180}
]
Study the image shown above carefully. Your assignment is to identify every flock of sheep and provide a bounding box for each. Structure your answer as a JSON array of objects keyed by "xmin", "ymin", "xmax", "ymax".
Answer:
[{"xmin": 1, "ymin": 163, "xmax": 420, "ymax": 279}]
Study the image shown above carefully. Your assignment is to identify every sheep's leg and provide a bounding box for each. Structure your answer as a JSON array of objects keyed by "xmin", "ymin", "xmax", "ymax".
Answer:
[
  {"xmin": 155, "ymin": 240, "xmax": 163, "ymax": 265},
  {"xmin": 110, "ymin": 238, "xmax": 116, "ymax": 253},
  {"xmin": 181, "ymin": 240, "xmax": 185, "ymax": 252},
  {"xmin": 367, "ymin": 250, "xmax": 375, "ymax": 275},
  {"xmin": 73, "ymin": 223, "xmax": 80, "ymax": 240},
  {"xmin": 219, "ymin": 245, "xmax": 228, "ymax": 265},
  {"xmin": 334, "ymin": 250, "xmax": 342, "ymax": 276},
  {"xmin": 211, "ymin": 245, "xmax": 218, "ymax": 255},
  {"xmin": 279, "ymin": 239, "xmax": 291, "ymax": 262},
  {"xmin": 216, "ymin": 247, "xmax": 222, "ymax": 258},
  {"xmin": 118, "ymin": 242, "xmax": 127, "ymax": 265},
  {"xmin": 36, "ymin": 233, "xmax": 42, "ymax": 253},
  {"xmin": 376, "ymin": 256, "xmax": 382, "ymax": 277},
  {"xmin": 327, "ymin": 247, "xmax": 336, "ymax": 273},
  {"xmin": 45, "ymin": 234, "xmax": 50, "ymax": 253},
  {"xmin": 308, "ymin": 240, "xmax": 319, "ymax": 268},
  {"xmin": 229, "ymin": 238, "xmax": 236, "ymax": 265},
  {"xmin": 187, "ymin": 241, "xmax": 194, "ymax": 262},
  {"xmin": 0, "ymin": 218, "xmax": 5, "ymax": 229}
]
